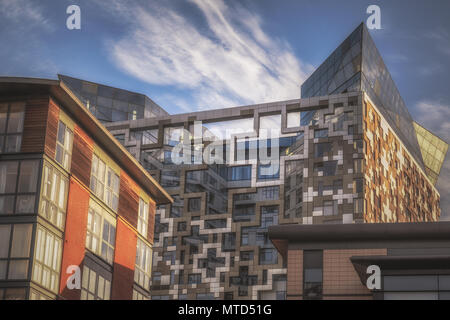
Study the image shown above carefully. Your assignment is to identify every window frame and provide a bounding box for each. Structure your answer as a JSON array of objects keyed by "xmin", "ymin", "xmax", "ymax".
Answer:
[
  {"xmin": 85, "ymin": 200, "xmax": 116, "ymax": 265},
  {"xmin": 55, "ymin": 120, "xmax": 73, "ymax": 171},
  {"xmin": 39, "ymin": 161, "xmax": 69, "ymax": 230},
  {"xmin": 137, "ymin": 198, "xmax": 149, "ymax": 237},
  {"xmin": 0, "ymin": 102, "xmax": 25, "ymax": 154},
  {"xmin": 0, "ymin": 160, "xmax": 40, "ymax": 215},
  {"xmin": 134, "ymin": 238, "xmax": 152, "ymax": 291},
  {"xmin": 32, "ymin": 225, "xmax": 62, "ymax": 293}
]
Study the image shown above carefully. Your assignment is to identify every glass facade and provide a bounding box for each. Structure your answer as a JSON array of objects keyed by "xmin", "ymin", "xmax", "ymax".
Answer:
[
  {"xmin": 301, "ymin": 23, "xmax": 425, "ymax": 169},
  {"xmin": 58, "ymin": 75, "xmax": 168, "ymax": 123},
  {"xmin": 413, "ymin": 122, "xmax": 449, "ymax": 185}
]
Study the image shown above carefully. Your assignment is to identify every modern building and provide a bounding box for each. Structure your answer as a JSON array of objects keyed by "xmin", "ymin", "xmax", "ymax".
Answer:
[
  {"xmin": 0, "ymin": 77, "xmax": 172, "ymax": 300},
  {"xmin": 413, "ymin": 122, "xmax": 449, "ymax": 185},
  {"xmin": 58, "ymin": 75, "xmax": 168, "ymax": 123},
  {"xmin": 54, "ymin": 23, "xmax": 447, "ymax": 300},
  {"xmin": 268, "ymin": 222, "xmax": 450, "ymax": 300}
]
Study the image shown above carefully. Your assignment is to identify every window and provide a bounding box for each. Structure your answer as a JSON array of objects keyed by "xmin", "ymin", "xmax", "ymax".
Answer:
[
  {"xmin": 40, "ymin": 162, "xmax": 68, "ymax": 230},
  {"xmin": 188, "ymin": 198, "xmax": 201, "ymax": 212},
  {"xmin": 323, "ymin": 200, "xmax": 338, "ymax": 216},
  {"xmin": 228, "ymin": 166, "xmax": 251, "ymax": 181},
  {"xmin": 113, "ymin": 134, "xmax": 125, "ymax": 146},
  {"xmin": 141, "ymin": 129, "xmax": 158, "ymax": 145},
  {"xmin": 135, "ymin": 239, "xmax": 152, "ymax": 291},
  {"xmin": 0, "ymin": 102, "xmax": 25, "ymax": 153},
  {"xmin": 354, "ymin": 178, "xmax": 364, "ymax": 193},
  {"xmin": 259, "ymin": 248, "xmax": 278, "ymax": 265},
  {"xmin": 314, "ymin": 161, "xmax": 338, "ymax": 176},
  {"xmin": 0, "ymin": 224, "xmax": 32, "ymax": 281},
  {"xmin": 303, "ymin": 250, "xmax": 323, "ymax": 300},
  {"xmin": 86, "ymin": 202, "xmax": 116, "ymax": 265},
  {"xmin": 81, "ymin": 265, "xmax": 111, "ymax": 300},
  {"xmin": 30, "ymin": 289, "xmax": 51, "ymax": 300},
  {"xmin": 90, "ymin": 154, "xmax": 120, "ymax": 211},
  {"xmin": 133, "ymin": 289, "xmax": 149, "ymax": 300},
  {"xmin": 0, "ymin": 288, "xmax": 27, "ymax": 300},
  {"xmin": 55, "ymin": 121, "xmax": 73, "ymax": 170},
  {"xmin": 240, "ymin": 251, "xmax": 254, "ymax": 261},
  {"xmin": 0, "ymin": 160, "xmax": 39, "ymax": 215},
  {"xmin": 33, "ymin": 226, "xmax": 62, "ymax": 293},
  {"xmin": 314, "ymin": 143, "xmax": 332, "ymax": 158},
  {"xmin": 314, "ymin": 129, "xmax": 328, "ymax": 139},
  {"xmin": 164, "ymin": 127, "xmax": 184, "ymax": 147},
  {"xmin": 188, "ymin": 274, "xmax": 202, "ymax": 284},
  {"xmin": 178, "ymin": 221, "xmax": 187, "ymax": 232},
  {"xmin": 138, "ymin": 198, "xmax": 149, "ymax": 237}
]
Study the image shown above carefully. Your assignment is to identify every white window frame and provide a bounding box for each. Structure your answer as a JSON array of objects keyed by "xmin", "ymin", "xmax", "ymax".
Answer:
[
  {"xmin": 86, "ymin": 200, "xmax": 116, "ymax": 265},
  {"xmin": 81, "ymin": 265, "xmax": 111, "ymax": 300},
  {"xmin": 134, "ymin": 238, "xmax": 152, "ymax": 291},
  {"xmin": 40, "ymin": 161, "xmax": 69, "ymax": 230},
  {"xmin": 55, "ymin": 120, "xmax": 73, "ymax": 171},
  {"xmin": 32, "ymin": 226, "xmax": 62, "ymax": 293},
  {"xmin": 90, "ymin": 154, "xmax": 119, "ymax": 212},
  {"xmin": 137, "ymin": 198, "xmax": 149, "ymax": 237}
]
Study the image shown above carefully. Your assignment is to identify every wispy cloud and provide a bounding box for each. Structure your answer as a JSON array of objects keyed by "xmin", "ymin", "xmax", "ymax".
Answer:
[
  {"xmin": 0, "ymin": 0, "xmax": 53, "ymax": 31},
  {"xmin": 0, "ymin": 0, "xmax": 56, "ymax": 77},
  {"xmin": 415, "ymin": 100, "xmax": 450, "ymax": 218},
  {"xmin": 100, "ymin": 0, "xmax": 312, "ymax": 112},
  {"xmin": 425, "ymin": 28, "xmax": 450, "ymax": 57}
]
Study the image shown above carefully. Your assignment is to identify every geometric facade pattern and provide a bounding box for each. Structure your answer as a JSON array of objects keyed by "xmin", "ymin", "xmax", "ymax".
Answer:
[
  {"xmin": 102, "ymin": 92, "xmax": 440, "ymax": 300},
  {"xmin": 413, "ymin": 122, "xmax": 449, "ymax": 185},
  {"xmin": 301, "ymin": 23, "xmax": 425, "ymax": 171}
]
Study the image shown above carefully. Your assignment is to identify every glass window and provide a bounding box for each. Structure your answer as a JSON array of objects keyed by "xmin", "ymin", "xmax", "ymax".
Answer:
[
  {"xmin": 303, "ymin": 250, "xmax": 323, "ymax": 300},
  {"xmin": 55, "ymin": 121, "xmax": 73, "ymax": 171},
  {"xmin": 0, "ymin": 288, "xmax": 27, "ymax": 300},
  {"xmin": 314, "ymin": 143, "xmax": 332, "ymax": 158},
  {"xmin": 0, "ymin": 102, "xmax": 25, "ymax": 154},
  {"xmin": 0, "ymin": 160, "xmax": 39, "ymax": 215},
  {"xmin": 133, "ymin": 289, "xmax": 149, "ymax": 300},
  {"xmin": 188, "ymin": 274, "xmax": 202, "ymax": 284},
  {"xmin": 32, "ymin": 226, "xmax": 62, "ymax": 293},
  {"xmin": 323, "ymin": 200, "xmax": 338, "ymax": 216},
  {"xmin": 0, "ymin": 224, "xmax": 32, "ymax": 281},
  {"xmin": 314, "ymin": 129, "xmax": 328, "ymax": 139},
  {"xmin": 228, "ymin": 166, "xmax": 251, "ymax": 181},
  {"xmin": 135, "ymin": 239, "xmax": 152, "ymax": 291},
  {"xmin": 86, "ymin": 202, "xmax": 116, "ymax": 265},
  {"xmin": 259, "ymin": 248, "xmax": 278, "ymax": 265},
  {"xmin": 188, "ymin": 198, "xmax": 201, "ymax": 212},
  {"xmin": 81, "ymin": 265, "xmax": 111, "ymax": 300},
  {"xmin": 141, "ymin": 129, "xmax": 158, "ymax": 145},
  {"xmin": 164, "ymin": 127, "xmax": 184, "ymax": 147},
  {"xmin": 40, "ymin": 162, "xmax": 69, "ymax": 230},
  {"xmin": 90, "ymin": 154, "xmax": 120, "ymax": 211},
  {"xmin": 287, "ymin": 111, "xmax": 300, "ymax": 128},
  {"xmin": 137, "ymin": 198, "xmax": 149, "ymax": 237}
]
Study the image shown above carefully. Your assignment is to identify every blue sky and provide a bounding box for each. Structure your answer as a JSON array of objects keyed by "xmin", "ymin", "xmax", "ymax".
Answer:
[{"xmin": 1, "ymin": 0, "xmax": 449, "ymax": 216}]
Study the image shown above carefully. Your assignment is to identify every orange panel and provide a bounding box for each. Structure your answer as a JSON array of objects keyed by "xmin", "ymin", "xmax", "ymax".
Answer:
[
  {"xmin": 45, "ymin": 98, "xmax": 60, "ymax": 159},
  {"xmin": 59, "ymin": 178, "xmax": 90, "ymax": 300},
  {"xmin": 111, "ymin": 218, "xmax": 137, "ymax": 300}
]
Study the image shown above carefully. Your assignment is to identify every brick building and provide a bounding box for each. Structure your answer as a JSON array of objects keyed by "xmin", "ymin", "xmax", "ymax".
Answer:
[
  {"xmin": 269, "ymin": 222, "xmax": 450, "ymax": 300},
  {"xmin": 0, "ymin": 77, "xmax": 172, "ymax": 300}
]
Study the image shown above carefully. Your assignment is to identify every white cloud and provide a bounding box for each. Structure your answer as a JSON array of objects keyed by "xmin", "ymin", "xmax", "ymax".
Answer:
[
  {"xmin": 0, "ymin": 0, "xmax": 53, "ymax": 31},
  {"xmin": 415, "ymin": 100, "xmax": 450, "ymax": 219},
  {"xmin": 103, "ymin": 0, "xmax": 312, "ymax": 112}
]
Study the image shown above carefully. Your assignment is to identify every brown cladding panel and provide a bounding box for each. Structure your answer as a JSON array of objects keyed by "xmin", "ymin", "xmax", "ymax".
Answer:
[
  {"xmin": 21, "ymin": 97, "xmax": 49, "ymax": 153},
  {"xmin": 71, "ymin": 125, "xmax": 94, "ymax": 187},
  {"xmin": 44, "ymin": 98, "xmax": 60, "ymax": 159},
  {"xmin": 147, "ymin": 199, "xmax": 156, "ymax": 244},
  {"xmin": 118, "ymin": 171, "xmax": 139, "ymax": 228}
]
